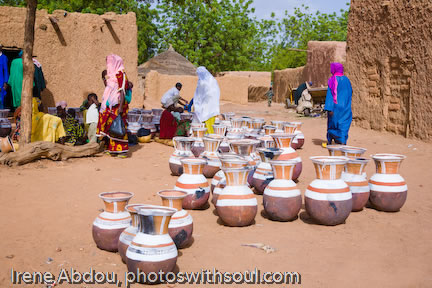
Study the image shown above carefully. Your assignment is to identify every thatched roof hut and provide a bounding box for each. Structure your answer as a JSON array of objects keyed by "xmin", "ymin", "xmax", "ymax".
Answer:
[{"xmin": 138, "ymin": 46, "xmax": 197, "ymax": 77}]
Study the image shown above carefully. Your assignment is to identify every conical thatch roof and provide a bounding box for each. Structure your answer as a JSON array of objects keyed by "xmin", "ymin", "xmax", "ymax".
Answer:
[{"xmin": 138, "ymin": 45, "xmax": 197, "ymax": 76}]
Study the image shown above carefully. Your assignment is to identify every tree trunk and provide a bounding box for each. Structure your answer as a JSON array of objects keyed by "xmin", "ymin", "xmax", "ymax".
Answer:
[{"xmin": 20, "ymin": 0, "xmax": 37, "ymax": 145}]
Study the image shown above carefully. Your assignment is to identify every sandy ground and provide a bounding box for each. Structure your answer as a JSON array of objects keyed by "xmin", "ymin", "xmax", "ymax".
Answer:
[{"xmin": 1, "ymin": 101, "xmax": 432, "ymax": 288}]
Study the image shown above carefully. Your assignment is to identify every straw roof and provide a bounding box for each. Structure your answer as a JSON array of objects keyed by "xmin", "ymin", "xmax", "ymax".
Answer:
[{"xmin": 138, "ymin": 45, "xmax": 197, "ymax": 76}]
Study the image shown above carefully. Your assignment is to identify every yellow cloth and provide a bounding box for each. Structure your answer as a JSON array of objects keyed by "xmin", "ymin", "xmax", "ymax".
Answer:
[
  {"xmin": 204, "ymin": 116, "xmax": 216, "ymax": 134},
  {"xmin": 31, "ymin": 98, "xmax": 66, "ymax": 142}
]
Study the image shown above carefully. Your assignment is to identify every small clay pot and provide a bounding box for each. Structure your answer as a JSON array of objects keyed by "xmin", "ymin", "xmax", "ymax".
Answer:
[{"xmin": 0, "ymin": 136, "xmax": 15, "ymax": 153}]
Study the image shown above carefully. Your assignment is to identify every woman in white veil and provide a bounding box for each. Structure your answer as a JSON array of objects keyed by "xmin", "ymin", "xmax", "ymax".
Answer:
[{"xmin": 193, "ymin": 66, "xmax": 220, "ymax": 134}]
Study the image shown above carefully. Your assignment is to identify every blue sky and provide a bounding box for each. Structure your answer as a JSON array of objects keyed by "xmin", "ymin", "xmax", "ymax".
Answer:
[{"xmin": 250, "ymin": 0, "xmax": 350, "ymax": 20}]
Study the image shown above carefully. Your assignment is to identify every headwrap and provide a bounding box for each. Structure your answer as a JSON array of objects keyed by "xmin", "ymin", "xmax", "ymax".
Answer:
[
  {"xmin": 328, "ymin": 62, "xmax": 344, "ymax": 104},
  {"xmin": 56, "ymin": 101, "xmax": 67, "ymax": 109},
  {"xmin": 101, "ymin": 54, "xmax": 125, "ymax": 112},
  {"xmin": 193, "ymin": 66, "xmax": 220, "ymax": 122}
]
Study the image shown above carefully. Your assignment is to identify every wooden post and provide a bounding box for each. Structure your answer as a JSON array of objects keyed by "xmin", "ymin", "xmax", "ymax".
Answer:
[{"xmin": 20, "ymin": 0, "xmax": 37, "ymax": 145}]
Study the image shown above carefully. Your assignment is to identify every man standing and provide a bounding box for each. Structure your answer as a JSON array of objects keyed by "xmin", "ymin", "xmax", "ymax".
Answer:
[
  {"xmin": 0, "ymin": 45, "xmax": 9, "ymax": 109},
  {"xmin": 161, "ymin": 82, "xmax": 188, "ymax": 109}
]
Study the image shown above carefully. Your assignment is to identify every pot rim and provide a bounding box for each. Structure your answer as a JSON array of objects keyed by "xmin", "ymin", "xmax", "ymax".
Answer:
[
  {"xmin": 371, "ymin": 153, "xmax": 406, "ymax": 161},
  {"xmin": 157, "ymin": 189, "xmax": 188, "ymax": 200},
  {"xmin": 203, "ymin": 134, "xmax": 224, "ymax": 141},
  {"xmin": 270, "ymin": 133, "xmax": 296, "ymax": 139},
  {"xmin": 347, "ymin": 157, "xmax": 370, "ymax": 164},
  {"xmin": 257, "ymin": 147, "xmax": 282, "ymax": 154},
  {"xmin": 310, "ymin": 156, "xmax": 349, "ymax": 165},
  {"xmin": 180, "ymin": 157, "xmax": 207, "ymax": 165},
  {"xmin": 221, "ymin": 166, "xmax": 252, "ymax": 173},
  {"xmin": 173, "ymin": 136, "xmax": 195, "ymax": 142},
  {"xmin": 229, "ymin": 139, "xmax": 261, "ymax": 146},
  {"xmin": 269, "ymin": 159, "xmax": 300, "ymax": 166},
  {"xmin": 271, "ymin": 120, "xmax": 286, "ymax": 124},
  {"xmin": 326, "ymin": 144, "xmax": 346, "ymax": 150},
  {"xmin": 99, "ymin": 191, "xmax": 134, "ymax": 201},
  {"xmin": 137, "ymin": 205, "xmax": 178, "ymax": 216},
  {"xmin": 125, "ymin": 203, "xmax": 147, "ymax": 213},
  {"xmin": 341, "ymin": 146, "xmax": 367, "ymax": 153},
  {"xmin": 191, "ymin": 127, "xmax": 208, "ymax": 131}
]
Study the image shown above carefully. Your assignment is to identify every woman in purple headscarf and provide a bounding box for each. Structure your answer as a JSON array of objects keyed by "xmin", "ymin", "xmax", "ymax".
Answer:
[{"xmin": 324, "ymin": 62, "xmax": 353, "ymax": 145}]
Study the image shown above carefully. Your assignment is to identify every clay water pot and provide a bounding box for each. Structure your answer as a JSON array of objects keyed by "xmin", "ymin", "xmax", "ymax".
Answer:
[
  {"xmin": 213, "ymin": 124, "xmax": 227, "ymax": 137},
  {"xmin": 0, "ymin": 136, "xmax": 15, "ymax": 153},
  {"xmin": 271, "ymin": 134, "xmax": 302, "ymax": 181},
  {"xmin": 191, "ymin": 127, "xmax": 207, "ymax": 157},
  {"xmin": 263, "ymin": 160, "xmax": 302, "ymax": 221},
  {"xmin": 305, "ymin": 156, "xmax": 352, "ymax": 226},
  {"xmin": 158, "ymin": 190, "xmax": 193, "ymax": 249},
  {"xmin": 283, "ymin": 122, "xmax": 297, "ymax": 134},
  {"xmin": 229, "ymin": 139, "xmax": 261, "ymax": 186},
  {"xmin": 118, "ymin": 204, "xmax": 144, "ymax": 263},
  {"xmin": 169, "ymin": 137, "xmax": 195, "ymax": 176},
  {"xmin": 174, "ymin": 158, "xmax": 210, "ymax": 209},
  {"xmin": 341, "ymin": 146, "xmax": 367, "ymax": 158},
  {"xmin": 290, "ymin": 121, "xmax": 304, "ymax": 149},
  {"xmin": 227, "ymin": 118, "xmax": 245, "ymax": 137},
  {"xmin": 327, "ymin": 144, "xmax": 345, "ymax": 156},
  {"xmin": 216, "ymin": 167, "xmax": 257, "ymax": 227},
  {"xmin": 126, "ymin": 205, "xmax": 178, "ymax": 282},
  {"xmin": 263, "ymin": 125, "xmax": 277, "ymax": 135},
  {"xmin": 258, "ymin": 136, "xmax": 275, "ymax": 149},
  {"xmin": 212, "ymin": 155, "xmax": 249, "ymax": 205},
  {"xmin": 369, "ymin": 154, "xmax": 407, "ymax": 212},
  {"xmin": 92, "ymin": 191, "xmax": 133, "ymax": 252},
  {"xmin": 200, "ymin": 134, "xmax": 224, "ymax": 178},
  {"xmin": 0, "ymin": 118, "xmax": 12, "ymax": 138},
  {"xmin": 252, "ymin": 148, "xmax": 282, "ymax": 194},
  {"xmin": 271, "ymin": 120, "xmax": 285, "ymax": 133},
  {"xmin": 222, "ymin": 112, "xmax": 235, "ymax": 121},
  {"xmin": 251, "ymin": 118, "xmax": 265, "ymax": 130},
  {"xmin": 342, "ymin": 157, "xmax": 370, "ymax": 212}
]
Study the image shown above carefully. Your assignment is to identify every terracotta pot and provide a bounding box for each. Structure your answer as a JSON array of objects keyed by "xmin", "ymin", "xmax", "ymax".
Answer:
[
  {"xmin": 126, "ymin": 205, "xmax": 178, "ymax": 282},
  {"xmin": 92, "ymin": 191, "xmax": 133, "ymax": 252},
  {"xmin": 305, "ymin": 156, "xmax": 352, "ymax": 225},
  {"xmin": 263, "ymin": 160, "xmax": 302, "ymax": 221},
  {"xmin": 327, "ymin": 144, "xmax": 345, "ymax": 156},
  {"xmin": 229, "ymin": 139, "xmax": 261, "ymax": 186},
  {"xmin": 222, "ymin": 112, "xmax": 235, "ymax": 121},
  {"xmin": 213, "ymin": 124, "xmax": 227, "ymax": 137},
  {"xmin": 180, "ymin": 113, "xmax": 193, "ymax": 121},
  {"xmin": 341, "ymin": 146, "xmax": 367, "ymax": 158},
  {"xmin": 290, "ymin": 122, "xmax": 304, "ymax": 149},
  {"xmin": 216, "ymin": 167, "xmax": 257, "ymax": 226},
  {"xmin": 118, "ymin": 204, "xmax": 145, "ymax": 263},
  {"xmin": 258, "ymin": 135, "xmax": 275, "ymax": 149},
  {"xmin": 271, "ymin": 134, "xmax": 302, "ymax": 181},
  {"xmin": 263, "ymin": 125, "xmax": 277, "ymax": 135},
  {"xmin": 252, "ymin": 148, "xmax": 282, "ymax": 194},
  {"xmin": 158, "ymin": 190, "xmax": 193, "ymax": 249},
  {"xmin": 201, "ymin": 134, "xmax": 223, "ymax": 178},
  {"xmin": 369, "ymin": 154, "xmax": 407, "ymax": 212},
  {"xmin": 169, "ymin": 137, "xmax": 195, "ymax": 176},
  {"xmin": 191, "ymin": 127, "xmax": 207, "ymax": 157},
  {"xmin": 212, "ymin": 155, "xmax": 248, "ymax": 205},
  {"xmin": 174, "ymin": 158, "xmax": 210, "ymax": 209},
  {"xmin": 342, "ymin": 157, "xmax": 370, "ymax": 212},
  {"xmin": 227, "ymin": 118, "xmax": 245, "ymax": 137},
  {"xmin": 251, "ymin": 118, "xmax": 265, "ymax": 130},
  {"xmin": 283, "ymin": 122, "xmax": 297, "ymax": 134},
  {"xmin": 0, "ymin": 136, "xmax": 15, "ymax": 153},
  {"xmin": 271, "ymin": 120, "xmax": 285, "ymax": 133}
]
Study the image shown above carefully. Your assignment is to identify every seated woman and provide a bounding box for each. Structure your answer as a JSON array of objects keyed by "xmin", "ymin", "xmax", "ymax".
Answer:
[
  {"xmin": 31, "ymin": 98, "xmax": 66, "ymax": 143},
  {"xmin": 61, "ymin": 108, "xmax": 86, "ymax": 146},
  {"xmin": 159, "ymin": 105, "xmax": 190, "ymax": 139}
]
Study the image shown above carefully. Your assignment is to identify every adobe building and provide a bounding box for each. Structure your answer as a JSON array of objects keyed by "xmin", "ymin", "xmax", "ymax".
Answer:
[
  {"xmin": 0, "ymin": 6, "xmax": 142, "ymax": 110},
  {"xmin": 346, "ymin": 0, "xmax": 432, "ymax": 141}
]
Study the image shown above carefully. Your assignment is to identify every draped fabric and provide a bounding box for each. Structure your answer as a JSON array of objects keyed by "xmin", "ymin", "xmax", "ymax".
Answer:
[
  {"xmin": 31, "ymin": 98, "xmax": 66, "ymax": 143},
  {"xmin": 8, "ymin": 57, "xmax": 23, "ymax": 108},
  {"xmin": 0, "ymin": 54, "xmax": 9, "ymax": 108},
  {"xmin": 159, "ymin": 109, "xmax": 177, "ymax": 139},
  {"xmin": 101, "ymin": 54, "xmax": 127, "ymax": 112},
  {"xmin": 96, "ymin": 101, "xmax": 129, "ymax": 153},
  {"xmin": 193, "ymin": 66, "xmax": 220, "ymax": 123},
  {"xmin": 324, "ymin": 71, "xmax": 353, "ymax": 145},
  {"xmin": 328, "ymin": 63, "xmax": 344, "ymax": 104}
]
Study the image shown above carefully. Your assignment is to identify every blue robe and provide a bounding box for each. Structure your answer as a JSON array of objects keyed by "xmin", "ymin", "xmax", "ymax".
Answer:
[
  {"xmin": 0, "ymin": 54, "xmax": 9, "ymax": 109},
  {"xmin": 324, "ymin": 76, "xmax": 353, "ymax": 144}
]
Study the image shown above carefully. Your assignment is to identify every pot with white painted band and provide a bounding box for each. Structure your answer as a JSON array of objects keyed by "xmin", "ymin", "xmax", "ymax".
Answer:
[
  {"xmin": 263, "ymin": 125, "xmax": 277, "ymax": 136},
  {"xmin": 283, "ymin": 122, "xmax": 297, "ymax": 134},
  {"xmin": 229, "ymin": 139, "xmax": 261, "ymax": 186},
  {"xmin": 341, "ymin": 157, "xmax": 370, "ymax": 212},
  {"xmin": 126, "ymin": 205, "xmax": 178, "ymax": 281},
  {"xmin": 191, "ymin": 127, "xmax": 207, "ymax": 157},
  {"xmin": 92, "ymin": 191, "xmax": 133, "ymax": 252},
  {"xmin": 369, "ymin": 154, "xmax": 407, "ymax": 212},
  {"xmin": 118, "ymin": 204, "xmax": 144, "ymax": 263},
  {"xmin": 216, "ymin": 166, "xmax": 257, "ymax": 227},
  {"xmin": 305, "ymin": 156, "xmax": 352, "ymax": 226},
  {"xmin": 174, "ymin": 158, "xmax": 210, "ymax": 209},
  {"xmin": 169, "ymin": 137, "xmax": 195, "ymax": 176},
  {"xmin": 200, "ymin": 134, "xmax": 224, "ymax": 178},
  {"xmin": 290, "ymin": 122, "xmax": 304, "ymax": 149},
  {"xmin": 222, "ymin": 112, "xmax": 235, "ymax": 121},
  {"xmin": 263, "ymin": 159, "xmax": 302, "ymax": 221},
  {"xmin": 271, "ymin": 134, "xmax": 302, "ymax": 181},
  {"xmin": 271, "ymin": 120, "xmax": 285, "ymax": 133},
  {"xmin": 258, "ymin": 136, "xmax": 275, "ymax": 149},
  {"xmin": 158, "ymin": 190, "xmax": 193, "ymax": 249},
  {"xmin": 327, "ymin": 144, "xmax": 345, "ymax": 156},
  {"xmin": 252, "ymin": 148, "xmax": 282, "ymax": 194},
  {"xmin": 340, "ymin": 146, "xmax": 367, "ymax": 158},
  {"xmin": 213, "ymin": 124, "xmax": 229, "ymax": 153}
]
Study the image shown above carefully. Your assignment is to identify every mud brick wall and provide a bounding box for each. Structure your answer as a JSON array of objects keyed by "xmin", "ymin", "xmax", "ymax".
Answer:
[{"xmin": 346, "ymin": 0, "xmax": 432, "ymax": 141}]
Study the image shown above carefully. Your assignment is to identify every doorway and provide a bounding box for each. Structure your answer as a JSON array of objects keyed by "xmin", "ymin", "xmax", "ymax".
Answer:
[{"xmin": 2, "ymin": 47, "xmax": 22, "ymax": 111}]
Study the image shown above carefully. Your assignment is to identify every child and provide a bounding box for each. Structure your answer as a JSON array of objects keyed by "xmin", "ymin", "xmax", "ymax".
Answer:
[{"xmin": 86, "ymin": 93, "xmax": 99, "ymax": 143}]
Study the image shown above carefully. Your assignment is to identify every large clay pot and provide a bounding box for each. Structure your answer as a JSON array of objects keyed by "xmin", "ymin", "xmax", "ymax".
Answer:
[
  {"xmin": 212, "ymin": 124, "xmax": 229, "ymax": 153},
  {"xmin": 271, "ymin": 120, "xmax": 285, "ymax": 133},
  {"xmin": 212, "ymin": 155, "xmax": 248, "ymax": 205},
  {"xmin": 158, "ymin": 190, "xmax": 193, "ymax": 248},
  {"xmin": 92, "ymin": 191, "xmax": 133, "ymax": 252},
  {"xmin": 290, "ymin": 121, "xmax": 304, "ymax": 149},
  {"xmin": 227, "ymin": 118, "xmax": 245, "ymax": 137},
  {"xmin": 0, "ymin": 136, "xmax": 15, "ymax": 153},
  {"xmin": 327, "ymin": 144, "xmax": 345, "ymax": 156},
  {"xmin": 263, "ymin": 159, "xmax": 302, "ymax": 221},
  {"xmin": 251, "ymin": 118, "xmax": 265, "ymax": 131},
  {"xmin": 118, "ymin": 204, "xmax": 144, "ymax": 263},
  {"xmin": 271, "ymin": 134, "xmax": 302, "ymax": 181},
  {"xmin": 341, "ymin": 146, "xmax": 367, "ymax": 158},
  {"xmin": 263, "ymin": 125, "xmax": 277, "ymax": 135},
  {"xmin": 252, "ymin": 148, "xmax": 282, "ymax": 194},
  {"xmin": 222, "ymin": 112, "xmax": 235, "ymax": 121},
  {"xmin": 305, "ymin": 156, "xmax": 352, "ymax": 226},
  {"xmin": 200, "ymin": 134, "xmax": 223, "ymax": 178},
  {"xmin": 191, "ymin": 127, "xmax": 207, "ymax": 157},
  {"xmin": 258, "ymin": 136, "xmax": 275, "ymax": 149},
  {"xmin": 169, "ymin": 137, "xmax": 195, "ymax": 176},
  {"xmin": 174, "ymin": 158, "xmax": 210, "ymax": 209},
  {"xmin": 342, "ymin": 157, "xmax": 370, "ymax": 212},
  {"xmin": 229, "ymin": 139, "xmax": 261, "ymax": 186},
  {"xmin": 283, "ymin": 122, "xmax": 297, "ymax": 134},
  {"xmin": 369, "ymin": 154, "xmax": 407, "ymax": 212},
  {"xmin": 216, "ymin": 167, "xmax": 257, "ymax": 226},
  {"xmin": 126, "ymin": 205, "xmax": 178, "ymax": 282}
]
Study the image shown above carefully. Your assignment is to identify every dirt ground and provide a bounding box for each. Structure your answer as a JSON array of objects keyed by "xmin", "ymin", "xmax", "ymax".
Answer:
[{"xmin": 1, "ymin": 101, "xmax": 431, "ymax": 287}]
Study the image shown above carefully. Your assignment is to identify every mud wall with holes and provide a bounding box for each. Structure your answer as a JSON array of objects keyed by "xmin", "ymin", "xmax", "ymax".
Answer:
[
  {"xmin": 0, "ymin": 6, "xmax": 142, "ymax": 109},
  {"xmin": 346, "ymin": 0, "xmax": 432, "ymax": 140}
]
